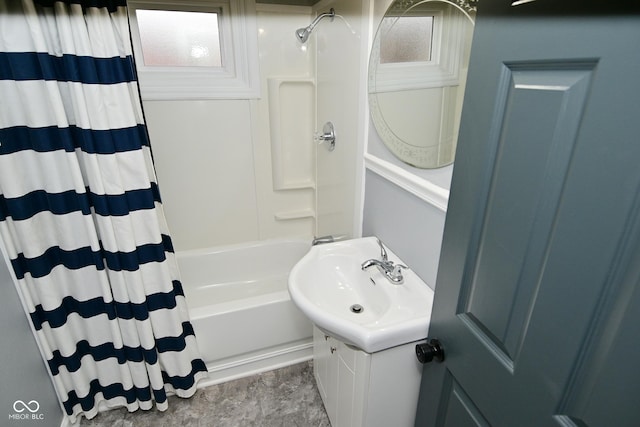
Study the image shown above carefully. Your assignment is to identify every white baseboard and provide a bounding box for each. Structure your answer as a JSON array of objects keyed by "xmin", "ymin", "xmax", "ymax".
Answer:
[{"xmin": 197, "ymin": 339, "xmax": 314, "ymax": 389}]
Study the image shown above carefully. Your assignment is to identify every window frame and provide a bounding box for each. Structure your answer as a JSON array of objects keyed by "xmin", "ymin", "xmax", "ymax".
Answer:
[
  {"xmin": 128, "ymin": 0, "xmax": 260, "ymax": 100},
  {"xmin": 370, "ymin": 6, "xmax": 469, "ymax": 93}
]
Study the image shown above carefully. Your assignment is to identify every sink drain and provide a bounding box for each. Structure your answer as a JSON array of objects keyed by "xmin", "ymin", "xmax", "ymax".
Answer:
[{"xmin": 350, "ymin": 304, "xmax": 364, "ymax": 314}]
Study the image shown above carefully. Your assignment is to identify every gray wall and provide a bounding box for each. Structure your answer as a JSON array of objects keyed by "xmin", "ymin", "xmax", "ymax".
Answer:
[
  {"xmin": 362, "ymin": 170, "xmax": 447, "ymax": 290},
  {"xmin": 0, "ymin": 249, "xmax": 63, "ymax": 426}
]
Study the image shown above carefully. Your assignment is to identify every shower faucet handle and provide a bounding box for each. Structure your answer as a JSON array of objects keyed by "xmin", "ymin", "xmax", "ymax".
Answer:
[{"xmin": 314, "ymin": 121, "xmax": 336, "ymax": 151}]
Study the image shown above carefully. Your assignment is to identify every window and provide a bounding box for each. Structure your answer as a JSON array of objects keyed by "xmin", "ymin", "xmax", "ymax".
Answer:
[
  {"xmin": 136, "ymin": 9, "xmax": 222, "ymax": 67},
  {"xmin": 370, "ymin": 5, "xmax": 470, "ymax": 93},
  {"xmin": 380, "ymin": 16, "xmax": 434, "ymax": 64},
  {"xmin": 128, "ymin": 0, "xmax": 260, "ymax": 100}
]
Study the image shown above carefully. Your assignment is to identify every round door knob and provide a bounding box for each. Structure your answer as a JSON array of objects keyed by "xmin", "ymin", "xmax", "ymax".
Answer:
[{"xmin": 416, "ymin": 338, "xmax": 445, "ymax": 364}]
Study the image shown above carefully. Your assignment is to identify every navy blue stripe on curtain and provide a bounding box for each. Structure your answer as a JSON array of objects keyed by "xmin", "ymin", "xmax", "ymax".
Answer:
[
  {"xmin": 162, "ymin": 358, "xmax": 208, "ymax": 391},
  {"xmin": 50, "ymin": 321, "xmax": 196, "ymax": 376},
  {"xmin": 46, "ymin": 317, "xmax": 192, "ymax": 375},
  {"xmin": 49, "ymin": 340, "xmax": 160, "ymax": 375},
  {"xmin": 0, "ymin": 184, "xmax": 162, "ymax": 222},
  {"xmin": 31, "ymin": 281, "xmax": 185, "ymax": 331},
  {"xmin": 64, "ymin": 380, "xmax": 156, "ymax": 414},
  {"xmin": 0, "ymin": 52, "xmax": 136, "ymax": 84},
  {"xmin": 0, "ymin": 125, "xmax": 150, "ymax": 155},
  {"xmin": 61, "ymin": 358, "xmax": 207, "ymax": 415},
  {"xmin": 33, "ymin": 0, "xmax": 126, "ymax": 13},
  {"xmin": 10, "ymin": 241, "xmax": 169, "ymax": 279},
  {"xmin": 7, "ymin": 230, "xmax": 176, "ymax": 279}
]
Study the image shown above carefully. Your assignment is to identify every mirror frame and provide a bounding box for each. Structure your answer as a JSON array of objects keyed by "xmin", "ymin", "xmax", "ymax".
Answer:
[{"xmin": 368, "ymin": 0, "xmax": 476, "ymax": 169}]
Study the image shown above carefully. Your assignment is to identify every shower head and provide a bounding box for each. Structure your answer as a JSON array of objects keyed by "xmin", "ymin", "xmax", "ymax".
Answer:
[
  {"xmin": 295, "ymin": 27, "xmax": 311, "ymax": 43},
  {"xmin": 295, "ymin": 8, "xmax": 335, "ymax": 44}
]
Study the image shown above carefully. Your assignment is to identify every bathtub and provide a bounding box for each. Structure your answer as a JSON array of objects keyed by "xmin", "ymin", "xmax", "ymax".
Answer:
[{"xmin": 176, "ymin": 239, "xmax": 313, "ymax": 385}]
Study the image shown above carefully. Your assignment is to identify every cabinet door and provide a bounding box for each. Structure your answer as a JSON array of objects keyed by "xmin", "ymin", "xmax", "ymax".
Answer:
[
  {"xmin": 336, "ymin": 341, "xmax": 357, "ymax": 427},
  {"xmin": 312, "ymin": 327, "xmax": 329, "ymax": 401},
  {"xmin": 314, "ymin": 328, "xmax": 365, "ymax": 427}
]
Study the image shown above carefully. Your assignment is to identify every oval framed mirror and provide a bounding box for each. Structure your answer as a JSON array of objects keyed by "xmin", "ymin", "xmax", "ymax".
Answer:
[{"xmin": 368, "ymin": 0, "xmax": 476, "ymax": 169}]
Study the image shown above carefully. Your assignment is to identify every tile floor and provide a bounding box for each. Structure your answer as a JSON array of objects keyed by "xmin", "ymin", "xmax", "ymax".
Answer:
[{"xmin": 80, "ymin": 361, "xmax": 330, "ymax": 427}]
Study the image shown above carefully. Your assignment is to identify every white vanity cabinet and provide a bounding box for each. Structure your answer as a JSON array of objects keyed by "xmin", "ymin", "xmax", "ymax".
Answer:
[{"xmin": 313, "ymin": 326, "xmax": 424, "ymax": 427}]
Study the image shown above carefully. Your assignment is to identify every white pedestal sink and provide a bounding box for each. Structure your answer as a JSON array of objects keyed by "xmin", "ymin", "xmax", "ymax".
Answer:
[
  {"xmin": 288, "ymin": 236, "xmax": 434, "ymax": 353},
  {"xmin": 288, "ymin": 237, "xmax": 435, "ymax": 427}
]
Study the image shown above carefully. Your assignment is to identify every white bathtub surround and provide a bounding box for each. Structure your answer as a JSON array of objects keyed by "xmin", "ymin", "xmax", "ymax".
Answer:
[
  {"xmin": 144, "ymin": 5, "xmax": 320, "ymax": 252},
  {"xmin": 177, "ymin": 239, "xmax": 314, "ymax": 386},
  {"xmin": 315, "ymin": 0, "xmax": 368, "ymax": 240}
]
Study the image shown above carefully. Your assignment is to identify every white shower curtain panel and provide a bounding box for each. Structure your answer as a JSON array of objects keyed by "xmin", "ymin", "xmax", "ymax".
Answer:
[{"xmin": 0, "ymin": 0, "xmax": 207, "ymax": 422}]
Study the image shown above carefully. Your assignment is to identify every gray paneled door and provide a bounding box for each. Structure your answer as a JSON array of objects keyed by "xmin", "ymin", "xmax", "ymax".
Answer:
[{"xmin": 414, "ymin": 2, "xmax": 640, "ymax": 426}]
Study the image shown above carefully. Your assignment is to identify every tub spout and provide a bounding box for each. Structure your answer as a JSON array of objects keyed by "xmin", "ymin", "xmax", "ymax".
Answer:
[
  {"xmin": 312, "ymin": 235, "xmax": 334, "ymax": 245},
  {"xmin": 312, "ymin": 235, "xmax": 347, "ymax": 246}
]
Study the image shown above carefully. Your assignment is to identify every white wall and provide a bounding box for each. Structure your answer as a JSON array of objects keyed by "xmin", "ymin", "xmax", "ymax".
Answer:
[{"xmin": 144, "ymin": 5, "xmax": 319, "ymax": 251}]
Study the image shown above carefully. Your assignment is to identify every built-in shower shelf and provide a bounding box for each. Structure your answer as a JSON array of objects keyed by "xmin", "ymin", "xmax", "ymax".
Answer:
[
  {"xmin": 274, "ymin": 209, "xmax": 315, "ymax": 221},
  {"xmin": 268, "ymin": 77, "xmax": 315, "ymax": 191},
  {"xmin": 274, "ymin": 180, "xmax": 315, "ymax": 191}
]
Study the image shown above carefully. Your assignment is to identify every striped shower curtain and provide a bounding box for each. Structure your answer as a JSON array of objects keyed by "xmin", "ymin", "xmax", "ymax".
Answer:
[{"xmin": 0, "ymin": 0, "xmax": 207, "ymax": 422}]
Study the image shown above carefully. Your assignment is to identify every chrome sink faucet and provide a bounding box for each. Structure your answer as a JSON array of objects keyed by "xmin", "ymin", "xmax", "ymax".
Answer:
[{"xmin": 361, "ymin": 238, "xmax": 407, "ymax": 284}]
